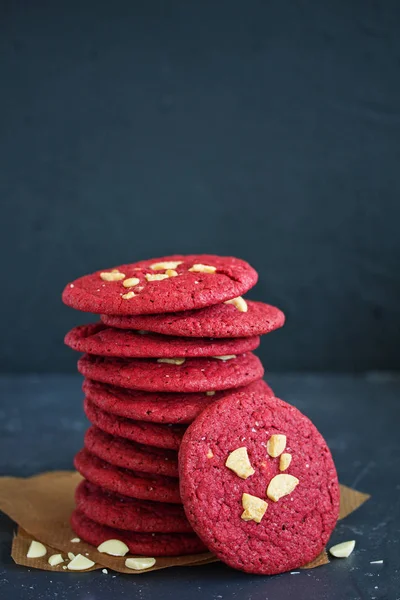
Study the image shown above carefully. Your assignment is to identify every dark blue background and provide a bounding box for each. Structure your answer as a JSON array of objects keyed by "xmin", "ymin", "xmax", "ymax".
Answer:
[{"xmin": 1, "ymin": 0, "xmax": 400, "ymax": 372}]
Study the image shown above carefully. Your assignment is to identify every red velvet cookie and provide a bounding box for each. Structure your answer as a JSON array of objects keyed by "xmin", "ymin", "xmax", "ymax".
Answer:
[
  {"xmin": 65, "ymin": 323, "xmax": 260, "ymax": 357},
  {"xmin": 179, "ymin": 390, "xmax": 340, "ymax": 574},
  {"xmin": 78, "ymin": 353, "xmax": 264, "ymax": 393},
  {"xmin": 62, "ymin": 254, "xmax": 258, "ymax": 315},
  {"xmin": 84, "ymin": 426, "xmax": 179, "ymax": 478},
  {"xmin": 83, "ymin": 379, "xmax": 273, "ymax": 425},
  {"xmin": 74, "ymin": 448, "xmax": 181, "ymax": 504},
  {"xmin": 71, "ymin": 510, "xmax": 206, "ymax": 556},
  {"xmin": 75, "ymin": 480, "xmax": 191, "ymax": 533},
  {"xmin": 84, "ymin": 398, "xmax": 185, "ymax": 450},
  {"xmin": 102, "ymin": 300, "xmax": 285, "ymax": 338}
]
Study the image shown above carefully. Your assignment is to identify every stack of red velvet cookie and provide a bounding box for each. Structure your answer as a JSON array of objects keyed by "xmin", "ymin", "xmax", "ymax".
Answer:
[{"xmin": 62, "ymin": 255, "xmax": 285, "ymax": 558}]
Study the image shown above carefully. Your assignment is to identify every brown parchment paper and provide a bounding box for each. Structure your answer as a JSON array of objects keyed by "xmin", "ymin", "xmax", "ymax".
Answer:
[{"xmin": 0, "ymin": 471, "xmax": 369, "ymax": 574}]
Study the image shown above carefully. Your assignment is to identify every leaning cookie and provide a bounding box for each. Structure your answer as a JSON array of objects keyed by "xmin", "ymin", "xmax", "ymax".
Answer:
[
  {"xmin": 62, "ymin": 254, "xmax": 258, "ymax": 315},
  {"xmin": 102, "ymin": 300, "xmax": 285, "ymax": 338},
  {"xmin": 179, "ymin": 389, "xmax": 340, "ymax": 575}
]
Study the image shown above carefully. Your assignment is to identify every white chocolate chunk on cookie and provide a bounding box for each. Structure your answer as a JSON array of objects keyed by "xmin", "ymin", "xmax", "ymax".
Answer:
[
  {"xmin": 157, "ymin": 357, "xmax": 186, "ymax": 365},
  {"xmin": 100, "ymin": 271, "xmax": 125, "ymax": 282},
  {"xmin": 145, "ymin": 273, "xmax": 169, "ymax": 282},
  {"xmin": 150, "ymin": 261, "xmax": 182, "ymax": 270},
  {"xmin": 279, "ymin": 453, "xmax": 292, "ymax": 471},
  {"xmin": 241, "ymin": 493, "xmax": 268, "ymax": 523},
  {"xmin": 121, "ymin": 291, "xmax": 136, "ymax": 300},
  {"xmin": 123, "ymin": 277, "xmax": 140, "ymax": 288},
  {"xmin": 225, "ymin": 447, "xmax": 255, "ymax": 479},
  {"xmin": 266, "ymin": 434, "xmax": 287, "ymax": 458},
  {"xmin": 188, "ymin": 264, "xmax": 216, "ymax": 273},
  {"xmin": 266, "ymin": 474, "xmax": 299, "ymax": 501},
  {"xmin": 224, "ymin": 296, "xmax": 248, "ymax": 312}
]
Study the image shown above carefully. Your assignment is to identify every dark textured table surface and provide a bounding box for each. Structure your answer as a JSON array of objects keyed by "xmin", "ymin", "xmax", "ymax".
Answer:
[{"xmin": 0, "ymin": 373, "xmax": 399, "ymax": 600}]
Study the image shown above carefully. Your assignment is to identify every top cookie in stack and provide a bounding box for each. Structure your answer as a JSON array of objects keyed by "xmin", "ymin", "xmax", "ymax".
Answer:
[
  {"xmin": 62, "ymin": 254, "xmax": 260, "ymax": 315},
  {"xmin": 62, "ymin": 254, "xmax": 285, "ymax": 558}
]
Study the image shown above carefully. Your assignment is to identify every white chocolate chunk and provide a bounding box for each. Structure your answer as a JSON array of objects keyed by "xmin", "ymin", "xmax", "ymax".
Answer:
[
  {"xmin": 67, "ymin": 554, "xmax": 95, "ymax": 570},
  {"xmin": 123, "ymin": 277, "xmax": 140, "ymax": 288},
  {"xmin": 266, "ymin": 474, "xmax": 299, "ymax": 501},
  {"xmin": 165, "ymin": 269, "xmax": 178, "ymax": 277},
  {"xmin": 225, "ymin": 447, "xmax": 255, "ymax": 479},
  {"xmin": 224, "ymin": 296, "xmax": 248, "ymax": 312},
  {"xmin": 97, "ymin": 539, "xmax": 129, "ymax": 556},
  {"xmin": 188, "ymin": 264, "xmax": 216, "ymax": 273},
  {"xmin": 206, "ymin": 449, "xmax": 214, "ymax": 459},
  {"xmin": 150, "ymin": 261, "xmax": 182, "ymax": 270},
  {"xmin": 102, "ymin": 568, "xmax": 108, "ymax": 574},
  {"xmin": 213, "ymin": 355, "xmax": 236, "ymax": 361},
  {"xmin": 329, "ymin": 540, "xmax": 356, "ymax": 558},
  {"xmin": 145, "ymin": 273, "xmax": 169, "ymax": 282},
  {"xmin": 27, "ymin": 540, "xmax": 47, "ymax": 558},
  {"xmin": 125, "ymin": 557, "xmax": 156, "ymax": 570},
  {"xmin": 157, "ymin": 357, "xmax": 186, "ymax": 365},
  {"xmin": 266, "ymin": 434, "xmax": 287, "ymax": 458},
  {"xmin": 68, "ymin": 552, "xmax": 75, "ymax": 560},
  {"xmin": 70, "ymin": 537, "xmax": 80, "ymax": 543},
  {"xmin": 121, "ymin": 291, "xmax": 136, "ymax": 300},
  {"xmin": 241, "ymin": 493, "xmax": 268, "ymax": 523},
  {"xmin": 279, "ymin": 453, "xmax": 292, "ymax": 471},
  {"xmin": 205, "ymin": 391, "xmax": 216, "ymax": 396},
  {"xmin": 48, "ymin": 554, "xmax": 64, "ymax": 566},
  {"xmin": 100, "ymin": 271, "xmax": 125, "ymax": 282}
]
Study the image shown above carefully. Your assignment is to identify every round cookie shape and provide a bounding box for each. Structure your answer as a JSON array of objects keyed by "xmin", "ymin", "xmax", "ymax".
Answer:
[
  {"xmin": 84, "ymin": 398, "xmax": 185, "ymax": 450},
  {"xmin": 102, "ymin": 300, "xmax": 285, "ymax": 338},
  {"xmin": 74, "ymin": 448, "xmax": 181, "ymax": 504},
  {"xmin": 71, "ymin": 510, "xmax": 206, "ymax": 556},
  {"xmin": 62, "ymin": 254, "xmax": 258, "ymax": 315},
  {"xmin": 78, "ymin": 353, "xmax": 264, "ymax": 393},
  {"xmin": 75, "ymin": 481, "xmax": 192, "ymax": 533},
  {"xmin": 179, "ymin": 390, "xmax": 340, "ymax": 575},
  {"xmin": 84, "ymin": 426, "xmax": 179, "ymax": 478},
  {"xmin": 83, "ymin": 379, "xmax": 273, "ymax": 425},
  {"xmin": 65, "ymin": 323, "xmax": 260, "ymax": 358}
]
